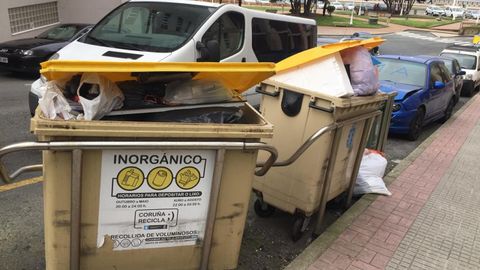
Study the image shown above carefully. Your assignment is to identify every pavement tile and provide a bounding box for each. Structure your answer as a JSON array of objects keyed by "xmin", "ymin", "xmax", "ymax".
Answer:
[{"xmin": 302, "ymin": 94, "xmax": 480, "ymax": 270}]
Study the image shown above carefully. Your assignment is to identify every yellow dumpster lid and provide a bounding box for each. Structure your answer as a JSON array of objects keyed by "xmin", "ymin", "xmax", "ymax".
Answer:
[
  {"xmin": 40, "ymin": 61, "xmax": 276, "ymax": 93},
  {"xmin": 275, "ymin": 38, "xmax": 384, "ymax": 73}
]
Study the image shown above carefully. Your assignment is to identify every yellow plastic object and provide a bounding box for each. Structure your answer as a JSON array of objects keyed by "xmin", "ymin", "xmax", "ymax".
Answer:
[
  {"xmin": 473, "ymin": 35, "xmax": 480, "ymax": 44},
  {"xmin": 275, "ymin": 38, "xmax": 384, "ymax": 73},
  {"xmin": 40, "ymin": 61, "xmax": 276, "ymax": 93}
]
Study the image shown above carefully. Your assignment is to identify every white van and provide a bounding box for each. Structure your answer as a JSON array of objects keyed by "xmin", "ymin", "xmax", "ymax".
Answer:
[{"xmin": 30, "ymin": 0, "xmax": 317, "ymax": 113}]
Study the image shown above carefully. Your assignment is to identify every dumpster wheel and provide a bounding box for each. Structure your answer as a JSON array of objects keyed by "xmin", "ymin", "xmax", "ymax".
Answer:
[
  {"xmin": 291, "ymin": 214, "xmax": 308, "ymax": 242},
  {"xmin": 254, "ymin": 199, "xmax": 275, "ymax": 218}
]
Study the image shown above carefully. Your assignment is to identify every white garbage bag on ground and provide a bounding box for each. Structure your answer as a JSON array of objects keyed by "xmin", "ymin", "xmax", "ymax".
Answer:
[{"xmin": 353, "ymin": 149, "xmax": 391, "ymax": 196}]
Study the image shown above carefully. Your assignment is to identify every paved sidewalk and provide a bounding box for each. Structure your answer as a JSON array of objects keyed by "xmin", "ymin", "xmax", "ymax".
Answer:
[{"xmin": 286, "ymin": 94, "xmax": 480, "ymax": 270}]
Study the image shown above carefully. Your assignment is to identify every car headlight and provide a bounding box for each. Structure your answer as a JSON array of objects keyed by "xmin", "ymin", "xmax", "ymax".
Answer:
[
  {"xmin": 49, "ymin": 53, "xmax": 59, "ymax": 60},
  {"xmin": 465, "ymin": 74, "xmax": 473, "ymax": 80},
  {"xmin": 19, "ymin": 49, "xmax": 33, "ymax": 56},
  {"xmin": 392, "ymin": 103, "xmax": 401, "ymax": 112}
]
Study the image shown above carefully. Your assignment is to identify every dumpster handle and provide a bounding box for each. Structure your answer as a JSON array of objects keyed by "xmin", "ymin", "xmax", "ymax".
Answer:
[
  {"xmin": 309, "ymin": 101, "xmax": 334, "ymax": 113},
  {"xmin": 256, "ymin": 110, "xmax": 382, "ymax": 169},
  {"xmin": 0, "ymin": 141, "xmax": 278, "ymax": 184},
  {"xmin": 255, "ymin": 86, "xmax": 280, "ymax": 97}
]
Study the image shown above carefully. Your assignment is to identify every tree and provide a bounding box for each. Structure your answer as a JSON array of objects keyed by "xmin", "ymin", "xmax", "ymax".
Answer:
[
  {"xmin": 289, "ymin": 0, "xmax": 318, "ymax": 16},
  {"xmin": 323, "ymin": 0, "xmax": 330, "ymax": 16},
  {"xmin": 383, "ymin": 0, "xmax": 415, "ymax": 15}
]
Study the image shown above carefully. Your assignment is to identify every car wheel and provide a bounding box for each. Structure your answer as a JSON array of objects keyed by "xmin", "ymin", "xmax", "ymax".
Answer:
[
  {"xmin": 440, "ymin": 98, "xmax": 454, "ymax": 123},
  {"xmin": 462, "ymin": 81, "xmax": 475, "ymax": 97},
  {"xmin": 407, "ymin": 108, "xmax": 425, "ymax": 141}
]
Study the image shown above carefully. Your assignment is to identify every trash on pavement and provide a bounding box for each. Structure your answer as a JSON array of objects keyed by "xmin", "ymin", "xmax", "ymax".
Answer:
[{"xmin": 353, "ymin": 149, "xmax": 391, "ymax": 196}]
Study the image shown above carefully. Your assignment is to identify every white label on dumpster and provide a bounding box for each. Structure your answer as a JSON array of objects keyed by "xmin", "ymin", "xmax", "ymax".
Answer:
[{"xmin": 97, "ymin": 149, "xmax": 215, "ymax": 250}]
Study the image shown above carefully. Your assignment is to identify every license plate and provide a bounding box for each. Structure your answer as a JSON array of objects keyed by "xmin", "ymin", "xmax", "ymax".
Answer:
[{"xmin": 0, "ymin": 57, "xmax": 7, "ymax": 63}]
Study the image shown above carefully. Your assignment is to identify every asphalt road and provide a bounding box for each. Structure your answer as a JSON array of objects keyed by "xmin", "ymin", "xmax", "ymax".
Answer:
[{"xmin": 0, "ymin": 32, "xmax": 475, "ymax": 270}]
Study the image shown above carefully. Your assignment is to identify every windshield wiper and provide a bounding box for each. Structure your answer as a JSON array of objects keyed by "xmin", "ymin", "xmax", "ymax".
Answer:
[{"xmin": 87, "ymin": 36, "xmax": 113, "ymax": 48}]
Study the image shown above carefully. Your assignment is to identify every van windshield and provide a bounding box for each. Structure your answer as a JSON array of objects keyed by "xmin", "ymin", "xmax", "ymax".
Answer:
[{"xmin": 82, "ymin": 2, "xmax": 216, "ymax": 52}]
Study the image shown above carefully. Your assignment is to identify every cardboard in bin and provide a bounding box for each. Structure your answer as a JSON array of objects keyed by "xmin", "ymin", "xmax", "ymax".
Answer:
[{"xmin": 271, "ymin": 38, "xmax": 384, "ymax": 97}]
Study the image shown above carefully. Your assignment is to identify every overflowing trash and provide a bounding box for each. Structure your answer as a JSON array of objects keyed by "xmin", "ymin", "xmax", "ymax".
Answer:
[
  {"xmin": 353, "ymin": 149, "xmax": 391, "ymax": 196},
  {"xmin": 340, "ymin": 46, "xmax": 380, "ymax": 96},
  {"xmin": 35, "ymin": 71, "xmax": 241, "ymax": 123}
]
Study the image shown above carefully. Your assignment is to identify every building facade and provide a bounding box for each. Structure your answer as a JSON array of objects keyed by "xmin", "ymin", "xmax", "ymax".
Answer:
[
  {"xmin": 0, "ymin": 0, "xmax": 126, "ymax": 42},
  {"xmin": 433, "ymin": 0, "xmax": 480, "ymax": 7}
]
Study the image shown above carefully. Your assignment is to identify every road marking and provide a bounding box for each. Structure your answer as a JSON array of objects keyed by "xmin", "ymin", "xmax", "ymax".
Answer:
[
  {"xmin": 0, "ymin": 177, "xmax": 43, "ymax": 192},
  {"xmin": 394, "ymin": 31, "xmax": 471, "ymax": 45}
]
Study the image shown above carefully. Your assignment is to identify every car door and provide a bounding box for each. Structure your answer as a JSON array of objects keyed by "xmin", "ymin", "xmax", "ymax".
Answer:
[
  {"xmin": 197, "ymin": 11, "xmax": 246, "ymax": 62},
  {"xmin": 452, "ymin": 59, "xmax": 462, "ymax": 91},
  {"xmin": 439, "ymin": 63, "xmax": 454, "ymax": 107},
  {"xmin": 425, "ymin": 62, "xmax": 449, "ymax": 118}
]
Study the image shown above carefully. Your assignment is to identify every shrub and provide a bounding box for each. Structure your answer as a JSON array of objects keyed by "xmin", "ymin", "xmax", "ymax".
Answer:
[{"xmin": 327, "ymin": 5, "xmax": 336, "ymax": 15}]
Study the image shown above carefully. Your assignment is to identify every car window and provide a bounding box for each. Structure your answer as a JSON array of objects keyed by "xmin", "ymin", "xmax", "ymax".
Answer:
[
  {"xmin": 201, "ymin": 12, "xmax": 245, "ymax": 60},
  {"xmin": 37, "ymin": 25, "xmax": 79, "ymax": 41},
  {"xmin": 378, "ymin": 58, "xmax": 427, "ymax": 86},
  {"xmin": 84, "ymin": 2, "xmax": 215, "ymax": 52},
  {"xmin": 429, "ymin": 63, "xmax": 444, "ymax": 85},
  {"xmin": 453, "ymin": 60, "xmax": 461, "ymax": 73},
  {"xmin": 440, "ymin": 53, "xmax": 477, "ymax": 70},
  {"xmin": 439, "ymin": 63, "xmax": 452, "ymax": 83}
]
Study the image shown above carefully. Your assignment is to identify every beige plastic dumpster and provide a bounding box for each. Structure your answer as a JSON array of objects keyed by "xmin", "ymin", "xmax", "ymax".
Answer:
[
  {"xmin": 30, "ymin": 61, "xmax": 276, "ymax": 270},
  {"xmin": 252, "ymin": 39, "xmax": 388, "ymax": 240}
]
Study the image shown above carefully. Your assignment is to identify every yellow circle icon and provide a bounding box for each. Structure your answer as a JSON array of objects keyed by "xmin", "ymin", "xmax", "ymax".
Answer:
[
  {"xmin": 176, "ymin": 167, "xmax": 201, "ymax": 190},
  {"xmin": 147, "ymin": 167, "xmax": 173, "ymax": 190},
  {"xmin": 117, "ymin": 167, "xmax": 144, "ymax": 191}
]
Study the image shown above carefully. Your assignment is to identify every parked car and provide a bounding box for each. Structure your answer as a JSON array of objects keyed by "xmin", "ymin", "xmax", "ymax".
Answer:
[
  {"xmin": 444, "ymin": 6, "xmax": 465, "ymax": 17},
  {"xmin": 425, "ymin": 5, "xmax": 446, "ymax": 16},
  {"xmin": 438, "ymin": 56, "xmax": 465, "ymax": 104},
  {"xmin": 377, "ymin": 55, "xmax": 455, "ymax": 140},
  {"xmin": 465, "ymin": 9, "xmax": 480, "ymax": 19},
  {"xmin": 440, "ymin": 43, "xmax": 480, "ymax": 96},
  {"xmin": 330, "ymin": 2, "xmax": 344, "ymax": 10},
  {"xmin": 29, "ymin": 1, "xmax": 317, "ymax": 115},
  {"xmin": 0, "ymin": 23, "xmax": 92, "ymax": 74},
  {"xmin": 344, "ymin": 2, "xmax": 355, "ymax": 10}
]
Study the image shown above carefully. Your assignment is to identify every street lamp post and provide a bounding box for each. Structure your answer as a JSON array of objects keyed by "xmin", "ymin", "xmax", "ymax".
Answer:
[{"xmin": 350, "ymin": 0, "xmax": 355, "ymax": 25}]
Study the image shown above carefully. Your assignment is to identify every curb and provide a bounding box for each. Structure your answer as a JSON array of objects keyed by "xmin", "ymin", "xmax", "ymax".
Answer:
[{"xmin": 283, "ymin": 95, "xmax": 478, "ymax": 270}]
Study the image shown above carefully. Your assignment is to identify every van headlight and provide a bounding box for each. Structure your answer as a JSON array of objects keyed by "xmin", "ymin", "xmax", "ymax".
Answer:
[
  {"xmin": 49, "ymin": 53, "xmax": 59, "ymax": 60},
  {"xmin": 465, "ymin": 74, "xmax": 473, "ymax": 80},
  {"xmin": 392, "ymin": 103, "xmax": 401, "ymax": 112},
  {"xmin": 19, "ymin": 49, "xmax": 33, "ymax": 56}
]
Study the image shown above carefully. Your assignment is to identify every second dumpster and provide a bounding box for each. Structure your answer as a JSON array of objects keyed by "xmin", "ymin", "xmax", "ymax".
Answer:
[{"xmin": 253, "ymin": 39, "xmax": 389, "ymax": 241}]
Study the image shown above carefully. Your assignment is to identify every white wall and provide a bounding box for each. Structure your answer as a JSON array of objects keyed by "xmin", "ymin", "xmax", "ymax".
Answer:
[
  {"xmin": 0, "ymin": 0, "xmax": 124, "ymax": 42},
  {"xmin": 60, "ymin": 0, "xmax": 124, "ymax": 25}
]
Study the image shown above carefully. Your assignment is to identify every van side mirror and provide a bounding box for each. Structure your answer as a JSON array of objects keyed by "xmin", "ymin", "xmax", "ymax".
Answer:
[
  {"xmin": 196, "ymin": 40, "xmax": 220, "ymax": 62},
  {"xmin": 433, "ymin": 81, "xmax": 446, "ymax": 89},
  {"xmin": 456, "ymin": 70, "xmax": 466, "ymax": 75}
]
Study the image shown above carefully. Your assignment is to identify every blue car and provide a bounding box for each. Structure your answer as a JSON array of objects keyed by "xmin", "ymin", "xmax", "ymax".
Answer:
[{"xmin": 377, "ymin": 55, "xmax": 456, "ymax": 140}]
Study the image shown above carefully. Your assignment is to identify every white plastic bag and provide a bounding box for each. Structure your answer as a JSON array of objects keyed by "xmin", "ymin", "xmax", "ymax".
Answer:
[
  {"xmin": 341, "ymin": 46, "xmax": 380, "ymax": 96},
  {"xmin": 77, "ymin": 73, "xmax": 124, "ymax": 120},
  {"xmin": 164, "ymin": 79, "xmax": 233, "ymax": 105},
  {"xmin": 353, "ymin": 150, "xmax": 391, "ymax": 196},
  {"xmin": 38, "ymin": 80, "xmax": 76, "ymax": 120}
]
